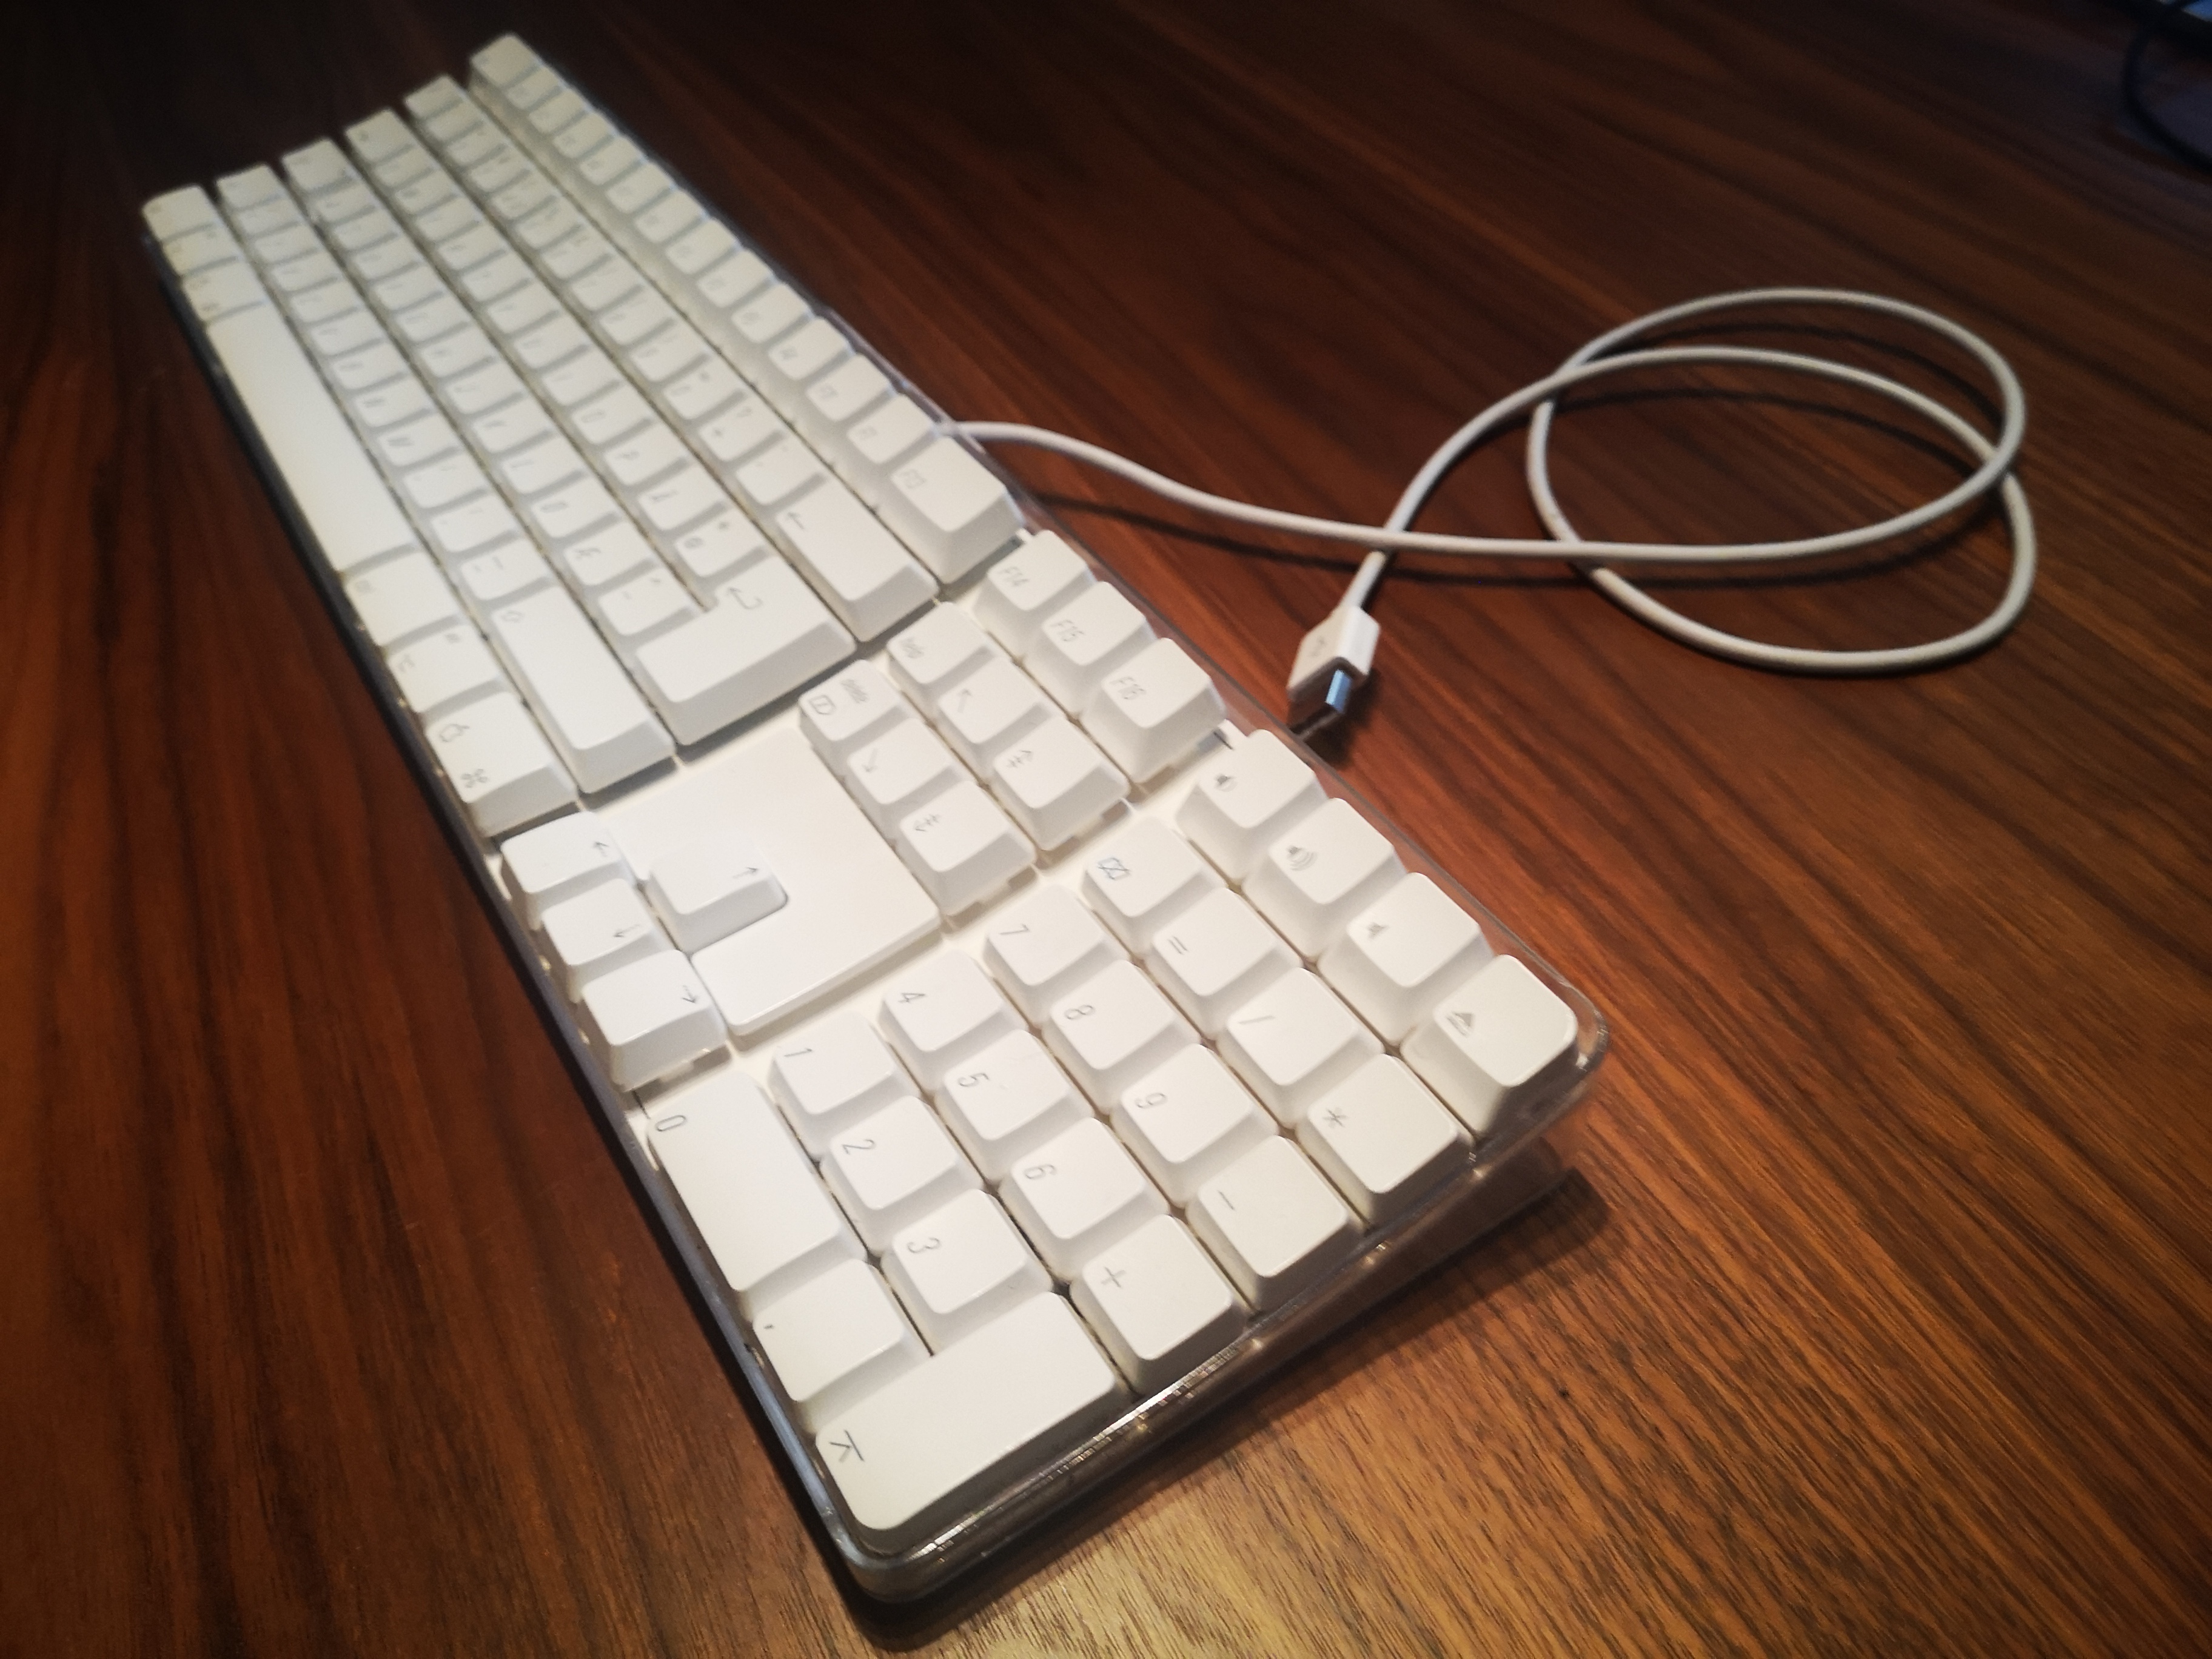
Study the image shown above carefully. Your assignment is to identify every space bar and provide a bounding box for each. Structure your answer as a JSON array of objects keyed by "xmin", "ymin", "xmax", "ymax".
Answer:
[{"xmin": 201, "ymin": 304, "xmax": 418, "ymax": 575}]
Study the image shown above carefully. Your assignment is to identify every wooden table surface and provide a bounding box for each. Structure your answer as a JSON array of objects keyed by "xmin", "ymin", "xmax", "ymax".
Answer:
[{"xmin": 4, "ymin": 0, "xmax": 2208, "ymax": 1652}]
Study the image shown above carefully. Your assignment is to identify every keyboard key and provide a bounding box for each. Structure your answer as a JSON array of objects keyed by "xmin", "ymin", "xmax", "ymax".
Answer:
[
  {"xmin": 328, "ymin": 340, "xmax": 407, "ymax": 392},
  {"xmin": 600, "ymin": 289, "xmax": 676, "ymax": 348},
  {"xmin": 594, "ymin": 567, "xmax": 698, "ymax": 648},
  {"xmin": 1318, "ymin": 874, "xmax": 1493, "ymax": 1044},
  {"xmin": 886, "ymin": 604, "xmax": 998, "ymax": 709},
  {"xmin": 1244, "ymin": 798, "xmax": 1404, "ymax": 959},
  {"xmin": 1175, "ymin": 729, "xmax": 1326, "ymax": 880},
  {"xmin": 935, "ymin": 1030, "xmax": 1091, "ymax": 1182},
  {"xmin": 528, "ymin": 87, "xmax": 588, "ymax": 138},
  {"xmin": 894, "ymin": 781, "xmax": 1033, "ymax": 917},
  {"xmin": 161, "ymin": 223, "xmax": 244, "ymax": 277},
  {"xmin": 1045, "ymin": 960, "xmax": 1196, "ymax": 1108},
  {"xmin": 821, "ymin": 1094, "xmax": 980, "ymax": 1253},
  {"xmin": 1024, "ymin": 583, "xmax": 1154, "ymax": 712},
  {"xmin": 1144, "ymin": 887, "xmax": 1298, "ymax": 1036},
  {"xmin": 768, "ymin": 1012, "xmax": 916, "ymax": 1157},
  {"xmin": 471, "ymin": 36, "xmax": 538, "ymax": 89},
  {"xmin": 428, "ymin": 496, "xmax": 524, "ymax": 562},
  {"xmin": 386, "ymin": 623, "xmax": 507, "ymax": 720},
  {"xmin": 252, "ymin": 223, "xmax": 320, "ymax": 266},
  {"xmin": 572, "ymin": 383, "xmax": 656, "ymax": 449},
  {"xmin": 344, "ymin": 109, "xmax": 414, "ymax": 165},
  {"xmin": 628, "ymin": 323, "xmax": 708, "ymax": 385},
  {"xmin": 308, "ymin": 309, "xmax": 387, "ymax": 360},
  {"xmin": 1400, "ymin": 956, "xmax": 1579, "ymax": 1136},
  {"xmin": 635, "ymin": 558, "xmax": 854, "ymax": 744},
  {"xmin": 398, "ymin": 444, "xmax": 484, "ymax": 511},
  {"xmin": 144, "ymin": 186, "xmax": 219, "ymax": 241},
  {"xmin": 752, "ymin": 1259, "xmax": 925, "ymax": 1433},
  {"xmin": 762, "ymin": 316, "xmax": 850, "ymax": 398},
  {"xmin": 540, "ymin": 224, "xmax": 609, "ymax": 278},
  {"xmin": 540, "ymin": 346, "xmax": 621, "ymax": 407},
  {"xmin": 457, "ymin": 542, "xmax": 556, "ymax": 607},
  {"xmin": 485, "ymin": 280, "xmax": 561, "ymax": 338},
  {"xmin": 661, "ymin": 361, "xmax": 746, "ymax": 430},
  {"xmin": 426, "ymin": 691, "xmax": 575, "ymax": 834},
  {"xmin": 697, "ymin": 392, "xmax": 787, "ymax": 468},
  {"xmin": 495, "ymin": 433, "xmax": 587, "ymax": 498},
  {"xmin": 483, "ymin": 586, "xmax": 674, "ymax": 790},
  {"xmin": 396, "ymin": 292, "xmax": 471, "ymax": 345},
  {"xmin": 1113, "ymin": 1044, "xmax": 1275, "ymax": 1205},
  {"xmin": 642, "ymin": 830, "xmax": 786, "ymax": 951},
  {"xmin": 883, "ymin": 1189, "xmax": 1051, "ymax": 1352},
  {"xmin": 539, "ymin": 879, "xmax": 669, "ymax": 997},
  {"xmin": 1296, "ymin": 1056, "xmax": 1469, "ymax": 1223},
  {"xmin": 668, "ymin": 510, "xmax": 772, "ymax": 598},
  {"xmin": 499, "ymin": 809, "xmax": 631, "ymax": 925},
  {"xmin": 345, "ymin": 552, "xmax": 461, "ymax": 648},
  {"xmin": 514, "ymin": 312, "xmax": 591, "ymax": 371},
  {"xmin": 976, "ymin": 531, "xmax": 1093, "ymax": 654},
  {"xmin": 459, "ymin": 249, "xmax": 532, "ymax": 303},
  {"xmin": 417, "ymin": 323, "xmax": 497, "ymax": 381},
  {"xmin": 391, "ymin": 169, "xmax": 457, "ymax": 218},
  {"xmin": 877, "ymin": 950, "xmax": 1022, "ymax": 1092},
  {"xmin": 775, "ymin": 481, "xmax": 936, "ymax": 642},
  {"xmin": 557, "ymin": 522, "xmax": 658, "ymax": 594},
  {"xmin": 217, "ymin": 164, "xmax": 286, "ymax": 209},
  {"xmin": 578, "ymin": 949, "xmax": 725, "ymax": 1087},
  {"xmin": 840, "ymin": 395, "xmax": 935, "ymax": 504},
  {"xmin": 844, "ymin": 719, "xmax": 963, "ymax": 834},
  {"xmin": 281, "ymin": 139, "xmax": 354, "ymax": 195},
  {"xmin": 666, "ymin": 218, "xmax": 739, "ymax": 277},
  {"xmin": 1080, "ymin": 818, "xmax": 1222, "ymax": 953},
  {"xmin": 606, "ymin": 161, "xmax": 673, "ymax": 216},
  {"xmin": 181, "ymin": 264, "xmax": 269, "ymax": 325},
  {"xmin": 437, "ymin": 221, "xmax": 509, "ymax": 275},
  {"xmin": 1216, "ymin": 969, "xmax": 1382, "ymax": 1125},
  {"xmin": 988, "ymin": 716, "xmax": 1127, "ymax": 851},
  {"xmin": 934, "ymin": 657, "xmax": 1053, "ymax": 773},
  {"xmin": 881, "ymin": 437, "xmax": 1021, "ymax": 582},
  {"xmin": 354, "ymin": 375, "xmax": 434, "ymax": 431},
  {"xmin": 1187, "ymin": 1136, "xmax": 1359, "ymax": 1312},
  {"xmin": 980, "ymin": 885, "xmax": 1124, "ymax": 1025},
  {"xmin": 696, "ymin": 248, "xmax": 773, "ymax": 310},
  {"xmin": 1001, "ymin": 1116, "xmax": 1167, "ymax": 1281},
  {"xmin": 649, "ymin": 1068, "xmax": 862, "ymax": 1318},
  {"xmin": 730, "ymin": 282, "xmax": 811, "ymax": 355},
  {"xmin": 398, "ymin": 451, "xmax": 486, "ymax": 511},
  {"xmin": 568, "ymin": 257, "xmax": 642, "ymax": 315},
  {"xmin": 444, "ymin": 359, "xmax": 527, "ymax": 416},
  {"xmin": 798, "ymin": 660, "xmax": 914, "ymax": 768},
  {"xmin": 1071, "ymin": 1215, "xmax": 1245, "ymax": 1392},
  {"xmin": 802, "ymin": 354, "xmax": 891, "ymax": 444},
  {"xmin": 814, "ymin": 1293, "xmax": 1122, "ymax": 1547},
  {"xmin": 1082, "ymin": 638, "xmax": 1226, "ymax": 783}
]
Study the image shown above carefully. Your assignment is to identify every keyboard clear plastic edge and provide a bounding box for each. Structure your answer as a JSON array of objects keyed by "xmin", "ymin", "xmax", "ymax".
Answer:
[{"xmin": 137, "ymin": 43, "xmax": 1610, "ymax": 1604}]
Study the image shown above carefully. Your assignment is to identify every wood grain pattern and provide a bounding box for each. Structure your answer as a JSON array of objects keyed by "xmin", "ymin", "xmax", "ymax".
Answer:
[{"xmin": 3, "ymin": 0, "xmax": 2208, "ymax": 1651}]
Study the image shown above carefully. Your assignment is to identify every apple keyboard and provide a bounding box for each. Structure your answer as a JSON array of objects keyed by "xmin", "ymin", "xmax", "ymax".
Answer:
[{"xmin": 139, "ymin": 33, "xmax": 1609, "ymax": 1600}]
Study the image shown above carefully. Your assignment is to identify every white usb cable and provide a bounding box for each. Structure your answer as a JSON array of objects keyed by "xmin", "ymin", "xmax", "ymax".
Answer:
[{"xmin": 957, "ymin": 288, "xmax": 2035, "ymax": 733}]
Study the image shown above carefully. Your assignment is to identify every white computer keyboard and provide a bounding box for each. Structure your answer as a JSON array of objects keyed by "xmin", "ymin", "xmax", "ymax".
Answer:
[{"xmin": 139, "ymin": 33, "xmax": 1608, "ymax": 1600}]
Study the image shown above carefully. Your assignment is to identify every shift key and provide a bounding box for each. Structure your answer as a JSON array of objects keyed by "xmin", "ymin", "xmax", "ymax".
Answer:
[{"xmin": 485, "ymin": 586, "xmax": 674, "ymax": 790}]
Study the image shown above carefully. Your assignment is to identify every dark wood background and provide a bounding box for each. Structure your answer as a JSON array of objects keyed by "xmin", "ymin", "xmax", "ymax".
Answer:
[{"xmin": 3, "ymin": 0, "xmax": 2207, "ymax": 1652}]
